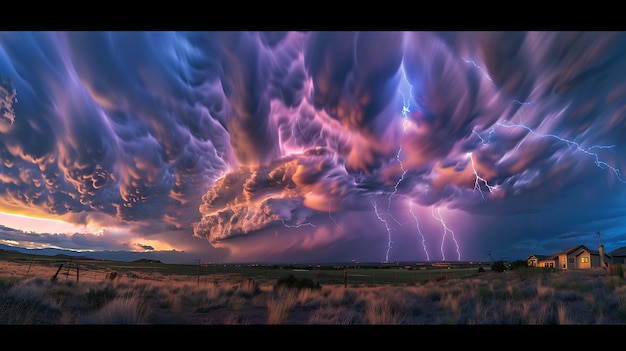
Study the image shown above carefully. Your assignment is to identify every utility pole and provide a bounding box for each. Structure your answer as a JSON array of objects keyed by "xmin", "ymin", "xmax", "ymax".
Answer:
[
  {"xmin": 486, "ymin": 251, "xmax": 495, "ymax": 263},
  {"xmin": 597, "ymin": 231, "xmax": 607, "ymax": 268}
]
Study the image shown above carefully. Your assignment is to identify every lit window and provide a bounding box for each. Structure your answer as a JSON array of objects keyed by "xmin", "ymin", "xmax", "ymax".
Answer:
[{"xmin": 581, "ymin": 257, "xmax": 589, "ymax": 263}]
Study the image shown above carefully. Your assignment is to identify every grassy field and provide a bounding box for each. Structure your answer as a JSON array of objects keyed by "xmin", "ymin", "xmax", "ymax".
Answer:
[
  {"xmin": 2, "ymin": 248, "xmax": 626, "ymax": 325},
  {"xmin": 0, "ymin": 248, "xmax": 488, "ymax": 286}
]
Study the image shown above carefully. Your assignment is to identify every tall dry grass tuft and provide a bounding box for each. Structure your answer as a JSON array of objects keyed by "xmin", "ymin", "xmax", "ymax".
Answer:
[
  {"xmin": 614, "ymin": 286, "xmax": 626, "ymax": 322},
  {"xmin": 267, "ymin": 286, "xmax": 300, "ymax": 324},
  {"xmin": 524, "ymin": 301, "xmax": 552, "ymax": 324},
  {"xmin": 536, "ymin": 280, "xmax": 554, "ymax": 299},
  {"xmin": 608, "ymin": 264, "xmax": 624, "ymax": 278},
  {"xmin": 365, "ymin": 299, "xmax": 406, "ymax": 324},
  {"xmin": 79, "ymin": 292, "xmax": 151, "ymax": 324},
  {"xmin": 307, "ymin": 304, "xmax": 360, "ymax": 324},
  {"xmin": 6, "ymin": 277, "xmax": 49, "ymax": 304},
  {"xmin": 1, "ymin": 276, "xmax": 59, "ymax": 324},
  {"xmin": 556, "ymin": 302, "xmax": 572, "ymax": 324},
  {"xmin": 236, "ymin": 279, "xmax": 260, "ymax": 298}
]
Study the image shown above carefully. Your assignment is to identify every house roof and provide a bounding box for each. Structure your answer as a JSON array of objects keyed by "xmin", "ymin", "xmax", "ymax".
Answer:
[
  {"xmin": 555, "ymin": 244, "xmax": 591, "ymax": 256},
  {"xmin": 526, "ymin": 254, "xmax": 550, "ymax": 261},
  {"xmin": 609, "ymin": 246, "xmax": 626, "ymax": 257}
]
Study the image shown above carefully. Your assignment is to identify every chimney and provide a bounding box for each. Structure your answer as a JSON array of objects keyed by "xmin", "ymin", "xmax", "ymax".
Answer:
[
  {"xmin": 597, "ymin": 231, "xmax": 607, "ymax": 268},
  {"xmin": 599, "ymin": 244, "xmax": 607, "ymax": 268}
]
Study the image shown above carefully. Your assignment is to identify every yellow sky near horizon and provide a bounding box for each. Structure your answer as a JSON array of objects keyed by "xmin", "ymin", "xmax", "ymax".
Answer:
[
  {"xmin": 0, "ymin": 211, "xmax": 181, "ymax": 253},
  {"xmin": 0, "ymin": 211, "xmax": 95, "ymax": 234}
]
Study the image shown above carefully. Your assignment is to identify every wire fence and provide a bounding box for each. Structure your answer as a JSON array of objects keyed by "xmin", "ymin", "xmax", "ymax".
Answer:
[{"xmin": 8, "ymin": 257, "xmax": 490, "ymax": 288}]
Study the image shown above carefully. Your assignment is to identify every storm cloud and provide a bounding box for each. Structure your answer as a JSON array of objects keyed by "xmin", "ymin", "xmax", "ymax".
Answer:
[{"xmin": 1, "ymin": 31, "xmax": 626, "ymax": 263}]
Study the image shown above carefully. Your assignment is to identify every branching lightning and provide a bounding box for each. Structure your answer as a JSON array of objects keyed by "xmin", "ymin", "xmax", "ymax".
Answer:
[
  {"xmin": 409, "ymin": 200, "xmax": 430, "ymax": 261},
  {"xmin": 466, "ymin": 152, "xmax": 497, "ymax": 201},
  {"xmin": 466, "ymin": 57, "xmax": 625, "ymax": 186},
  {"xmin": 371, "ymin": 65, "xmax": 454, "ymax": 263},
  {"xmin": 431, "ymin": 207, "xmax": 461, "ymax": 261},
  {"xmin": 387, "ymin": 148, "xmax": 407, "ymax": 226},
  {"xmin": 472, "ymin": 129, "xmax": 494, "ymax": 146},
  {"xmin": 463, "ymin": 58, "xmax": 496, "ymax": 88},
  {"xmin": 372, "ymin": 200, "xmax": 393, "ymax": 261},
  {"xmin": 495, "ymin": 114, "xmax": 626, "ymax": 183},
  {"xmin": 328, "ymin": 201, "xmax": 342, "ymax": 231},
  {"xmin": 281, "ymin": 220, "xmax": 316, "ymax": 228},
  {"xmin": 372, "ymin": 66, "xmax": 414, "ymax": 262}
]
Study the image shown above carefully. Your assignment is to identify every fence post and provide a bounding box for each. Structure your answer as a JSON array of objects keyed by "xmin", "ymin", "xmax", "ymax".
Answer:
[{"xmin": 51, "ymin": 264, "xmax": 64, "ymax": 282}]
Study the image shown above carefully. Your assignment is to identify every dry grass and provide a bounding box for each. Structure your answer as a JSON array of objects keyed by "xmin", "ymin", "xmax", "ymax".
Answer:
[{"xmin": 2, "ymin": 260, "xmax": 626, "ymax": 324}]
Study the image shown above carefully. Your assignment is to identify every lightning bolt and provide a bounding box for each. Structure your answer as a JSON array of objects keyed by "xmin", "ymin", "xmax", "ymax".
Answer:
[
  {"xmin": 431, "ymin": 207, "xmax": 461, "ymax": 261},
  {"xmin": 466, "ymin": 152, "xmax": 497, "ymax": 201},
  {"xmin": 372, "ymin": 68, "xmax": 444, "ymax": 262},
  {"xmin": 466, "ymin": 58, "xmax": 625, "ymax": 185},
  {"xmin": 472, "ymin": 129, "xmax": 495, "ymax": 146},
  {"xmin": 372, "ymin": 200, "xmax": 393, "ymax": 262},
  {"xmin": 372, "ymin": 65, "xmax": 421, "ymax": 262},
  {"xmin": 281, "ymin": 220, "xmax": 316, "ymax": 228},
  {"xmin": 408, "ymin": 200, "xmax": 430, "ymax": 261},
  {"xmin": 495, "ymin": 108, "xmax": 626, "ymax": 183},
  {"xmin": 463, "ymin": 58, "xmax": 497, "ymax": 88},
  {"xmin": 328, "ymin": 201, "xmax": 342, "ymax": 231},
  {"xmin": 387, "ymin": 148, "xmax": 407, "ymax": 225}
]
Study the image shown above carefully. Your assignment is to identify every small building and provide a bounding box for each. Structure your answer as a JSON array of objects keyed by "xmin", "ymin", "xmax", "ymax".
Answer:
[
  {"xmin": 609, "ymin": 246, "xmax": 626, "ymax": 265},
  {"xmin": 526, "ymin": 244, "xmax": 610, "ymax": 270},
  {"xmin": 526, "ymin": 254, "xmax": 552, "ymax": 268}
]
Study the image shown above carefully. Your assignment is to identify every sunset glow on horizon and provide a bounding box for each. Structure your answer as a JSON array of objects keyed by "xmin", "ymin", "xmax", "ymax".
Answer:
[{"xmin": 0, "ymin": 211, "xmax": 96, "ymax": 235}]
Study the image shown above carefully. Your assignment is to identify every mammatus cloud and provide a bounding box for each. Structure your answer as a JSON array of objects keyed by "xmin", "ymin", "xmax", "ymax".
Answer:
[
  {"xmin": 1, "ymin": 31, "xmax": 626, "ymax": 263},
  {"xmin": 0, "ymin": 75, "xmax": 16, "ymax": 126}
]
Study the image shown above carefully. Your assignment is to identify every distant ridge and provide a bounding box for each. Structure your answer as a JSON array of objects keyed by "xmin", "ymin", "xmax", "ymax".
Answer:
[
  {"xmin": 53, "ymin": 253, "xmax": 94, "ymax": 261},
  {"xmin": 0, "ymin": 243, "xmax": 191, "ymax": 264},
  {"xmin": 132, "ymin": 258, "xmax": 163, "ymax": 264}
]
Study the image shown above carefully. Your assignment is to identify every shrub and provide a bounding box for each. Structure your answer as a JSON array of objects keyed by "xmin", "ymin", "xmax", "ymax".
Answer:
[
  {"xmin": 608, "ymin": 264, "xmax": 624, "ymax": 278},
  {"xmin": 80, "ymin": 295, "xmax": 150, "ymax": 324},
  {"xmin": 491, "ymin": 261, "xmax": 507, "ymax": 273},
  {"xmin": 86, "ymin": 286, "xmax": 117, "ymax": 308},
  {"xmin": 510, "ymin": 260, "xmax": 528, "ymax": 270},
  {"xmin": 274, "ymin": 274, "xmax": 321, "ymax": 291},
  {"xmin": 236, "ymin": 279, "xmax": 261, "ymax": 298}
]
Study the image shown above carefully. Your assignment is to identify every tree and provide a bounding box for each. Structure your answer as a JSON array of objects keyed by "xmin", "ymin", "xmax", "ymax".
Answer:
[
  {"xmin": 491, "ymin": 260, "xmax": 507, "ymax": 273},
  {"xmin": 509, "ymin": 260, "xmax": 528, "ymax": 270}
]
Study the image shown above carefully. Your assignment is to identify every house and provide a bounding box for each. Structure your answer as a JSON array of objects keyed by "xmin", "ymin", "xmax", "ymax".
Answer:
[
  {"xmin": 526, "ymin": 244, "xmax": 610, "ymax": 270},
  {"xmin": 609, "ymin": 246, "xmax": 626, "ymax": 265},
  {"xmin": 526, "ymin": 254, "xmax": 552, "ymax": 268}
]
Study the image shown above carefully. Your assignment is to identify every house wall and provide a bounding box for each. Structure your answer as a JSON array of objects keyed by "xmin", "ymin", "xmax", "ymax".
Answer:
[
  {"xmin": 590, "ymin": 255, "xmax": 601, "ymax": 268},
  {"xmin": 538, "ymin": 260, "xmax": 555, "ymax": 268},
  {"xmin": 556, "ymin": 255, "xmax": 567, "ymax": 269},
  {"xmin": 578, "ymin": 253, "xmax": 592, "ymax": 269},
  {"xmin": 612, "ymin": 256, "xmax": 626, "ymax": 265},
  {"xmin": 557, "ymin": 254, "xmax": 568, "ymax": 269}
]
